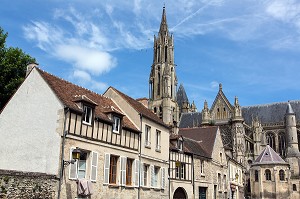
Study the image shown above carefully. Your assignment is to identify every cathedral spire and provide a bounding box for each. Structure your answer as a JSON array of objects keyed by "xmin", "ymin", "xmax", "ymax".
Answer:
[{"xmin": 159, "ymin": 6, "xmax": 169, "ymax": 36}]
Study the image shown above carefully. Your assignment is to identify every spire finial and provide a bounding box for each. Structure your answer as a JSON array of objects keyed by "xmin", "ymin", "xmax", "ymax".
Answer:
[{"xmin": 219, "ymin": 83, "xmax": 222, "ymax": 91}]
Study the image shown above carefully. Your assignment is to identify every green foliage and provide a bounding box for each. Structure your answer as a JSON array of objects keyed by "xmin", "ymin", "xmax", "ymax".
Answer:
[{"xmin": 0, "ymin": 27, "xmax": 35, "ymax": 110}]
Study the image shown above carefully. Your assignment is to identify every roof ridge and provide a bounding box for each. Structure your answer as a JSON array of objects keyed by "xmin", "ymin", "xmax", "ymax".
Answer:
[
  {"xmin": 243, "ymin": 100, "xmax": 300, "ymax": 109},
  {"xmin": 36, "ymin": 67, "xmax": 105, "ymax": 97}
]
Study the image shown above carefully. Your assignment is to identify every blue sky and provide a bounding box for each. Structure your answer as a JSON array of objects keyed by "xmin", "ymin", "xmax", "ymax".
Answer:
[{"xmin": 1, "ymin": 0, "xmax": 300, "ymax": 109}]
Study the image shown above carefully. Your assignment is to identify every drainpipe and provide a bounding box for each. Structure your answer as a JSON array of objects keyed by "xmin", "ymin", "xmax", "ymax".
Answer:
[
  {"xmin": 168, "ymin": 149, "xmax": 171, "ymax": 199},
  {"xmin": 192, "ymin": 153, "xmax": 195, "ymax": 199},
  {"xmin": 138, "ymin": 113, "xmax": 143, "ymax": 199},
  {"xmin": 57, "ymin": 107, "xmax": 69, "ymax": 199}
]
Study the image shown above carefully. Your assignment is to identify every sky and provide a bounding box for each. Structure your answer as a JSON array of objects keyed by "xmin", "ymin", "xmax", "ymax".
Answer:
[{"xmin": 1, "ymin": 0, "xmax": 300, "ymax": 109}]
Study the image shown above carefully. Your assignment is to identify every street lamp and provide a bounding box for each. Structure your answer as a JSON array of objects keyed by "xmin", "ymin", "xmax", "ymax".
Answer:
[{"xmin": 63, "ymin": 147, "xmax": 81, "ymax": 166}]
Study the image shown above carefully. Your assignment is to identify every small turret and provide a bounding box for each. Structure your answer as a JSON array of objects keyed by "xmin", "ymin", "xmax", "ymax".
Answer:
[
  {"xmin": 233, "ymin": 96, "xmax": 243, "ymax": 122},
  {"xmin": 201, "ymin": 100, "xmax": 210, "ymax": 125},
  {"xmin": 285, "ymin": 102, "xmax": 300, "ymax": 157}
]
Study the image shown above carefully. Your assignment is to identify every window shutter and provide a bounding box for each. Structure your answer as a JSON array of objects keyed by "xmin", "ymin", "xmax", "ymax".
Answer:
[
  {"xmin": 90, "ymin": 151, "xmax": 98, "ymax": 182},
  {"xmin": 161, "ymin": 167, "xmax": 165, "ymax": 189},
  {"xmin": 69, "ymin": 147, "xmax": 77, "ymax": 179},
  {"xmin": 140, "ymin": 162, "xmax": 144, "ymax": 187},
  {"xmin": 134, "ymin": 159, "xmax": 140, "ymax": 187},
  {"xmin": 104, "ymin": 153, "xmax": 110, "ymax": 184},
  {"xmin": 120, "ymin": 156, "xmax": 126, "ymax": 186},
  {"xmin": 150, "ymin": 165, "xmax": 154, "ymax": 187}
]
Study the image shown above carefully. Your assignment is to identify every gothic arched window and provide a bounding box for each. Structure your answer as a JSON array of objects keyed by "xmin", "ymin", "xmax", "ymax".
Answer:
[
  {"xmin": 255, "ymin": 170, "xmax": 259, "ymax": 182},
  {"xmin": 265, "ymin": 169, "xmax": 271, "ymax": 181},
  {"xmin": 278, "ymin": 132, "xmax": 286, "ymax": 157},
  {"xmin": 266, "ymin": 132, "xmax": 276, "ymax": 150},
  {"xmin": 279, "ymin": 170, "xmax": 285, "ymax": 181}
]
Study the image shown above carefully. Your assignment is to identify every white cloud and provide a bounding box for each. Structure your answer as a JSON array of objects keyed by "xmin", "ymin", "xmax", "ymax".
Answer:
[
  {"xmin": 56, "ymin": 44, "xmax": 116, "ymax": 75},
  {"xmin": 210, "ymin": 81, "xmax": 219, "ymax": 89},
  {"xmin": 73, "ymin": 70, "xmax": 91, "ymax": 82}
]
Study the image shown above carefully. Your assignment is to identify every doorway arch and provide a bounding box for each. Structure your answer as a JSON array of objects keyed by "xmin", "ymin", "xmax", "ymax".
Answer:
[{"xmin": 173, "ymin": 187, "xmax": 187, "ymax": 199}]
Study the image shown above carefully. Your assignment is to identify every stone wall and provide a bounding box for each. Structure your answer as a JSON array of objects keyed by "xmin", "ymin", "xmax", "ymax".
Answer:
[{"xmin": 0, "ymin": 170, "xmax": 58, "ymax": 199}]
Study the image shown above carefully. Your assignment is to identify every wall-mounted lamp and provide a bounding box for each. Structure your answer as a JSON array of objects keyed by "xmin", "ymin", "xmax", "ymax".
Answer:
[
  {"xmin": 63, "ymin": 147, "xmax": 81, "ymax": 167},
  {"xmin": 231, "ymin": 173, "xmax": 239, "ymax": 181}
]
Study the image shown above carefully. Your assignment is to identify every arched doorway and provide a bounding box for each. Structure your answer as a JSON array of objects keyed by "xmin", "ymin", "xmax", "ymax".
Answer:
[{"xmin": 173, "ymin": 187, "xmax": 187, "ymax": 199}]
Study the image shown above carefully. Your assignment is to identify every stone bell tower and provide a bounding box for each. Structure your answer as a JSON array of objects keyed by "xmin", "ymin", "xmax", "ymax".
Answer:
[{"xmin": 149, "ymin": 6, "xmax": 179, "ymax": 129}]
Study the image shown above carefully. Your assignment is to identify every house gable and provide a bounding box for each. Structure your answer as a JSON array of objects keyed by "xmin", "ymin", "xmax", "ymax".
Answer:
[{"xmin": 0, "ymin": 67, "xmax": 63, "ymax": 175}]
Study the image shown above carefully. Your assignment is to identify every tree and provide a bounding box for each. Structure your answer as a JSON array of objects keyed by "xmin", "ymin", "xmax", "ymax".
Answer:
[{"xmin": 0, "ymin": 27, "xmax": 36, "ymax": 110}]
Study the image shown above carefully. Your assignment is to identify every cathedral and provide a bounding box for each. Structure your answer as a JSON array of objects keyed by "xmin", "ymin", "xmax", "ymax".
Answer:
[{"xmin": 149, "ymin": 7, "xmax": 300, "ymax": 198}]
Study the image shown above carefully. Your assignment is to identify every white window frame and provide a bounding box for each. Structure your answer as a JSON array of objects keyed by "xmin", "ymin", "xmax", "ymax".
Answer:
[
  {"xmin": 83, "ymin": 105, "xmax": 92, "ymax": 125},
  {"xmin": 155, "ymin": 130, "xmax": 161, "ymax": 151},
  {"xmin": 113, "ymin": 116, "xmax": 121, "ymax": 133},
  {"xmin": 142, "ymin": 164, "xmax": 148, "ymax": 187},
  {"xmin": 145, "ymin": 125, "xmax": 151, "ymax": 147},
  {"xmin": 69, "ymin": 148, "xmax": 92, "ymax": 180}
]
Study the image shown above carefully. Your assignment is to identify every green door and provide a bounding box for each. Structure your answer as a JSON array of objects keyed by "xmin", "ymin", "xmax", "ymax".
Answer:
[{"xmin": 199, "ymin": 187, "xmax": 206, "ymax": 199}]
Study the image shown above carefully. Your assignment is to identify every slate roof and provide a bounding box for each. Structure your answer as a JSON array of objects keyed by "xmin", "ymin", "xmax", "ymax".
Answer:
[
  {"xmin": 179, "ymin": 112, "xmax": 202, "ymax": 128},
  {"xmin": 179, "ymin": 126, "xmax": 219, "ymax": 158},
  {"xmin": 36, "ymin": 68, "xmax": 138, "ymax": 132},
  {"xmin": 108, "ymin": 87, "xmax": 168, "ymax": 128},
  {"xmin": 242, "ymin": 100, "xmax": 300, "ymax": 125},
  {"xmin": 252, "ymin": 145, "xmax": 288, "ymax": 166},
  {"xmin": 177, "ymin": 84, "xmax": 189, "ymax": 108},
  {"xmin": 169, "ymin": 134, "xmax": 210, "ymax": 158}
]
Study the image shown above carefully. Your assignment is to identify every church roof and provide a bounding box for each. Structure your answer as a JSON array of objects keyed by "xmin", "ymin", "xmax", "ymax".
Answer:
[
  {"xmin": 252, "ymin": 145, "xmax": 288, "ymax": 166},
  {"xmin": 177, "ymin": 84, "xmax": 189, "ymax": 107},
  {"xmin": 179, "ymin": 126, "xmax": 219, "ymax": 158},
  {"xmin": 36, "ymin": 68, "xmax": 139, "ymax": 132},
  {"xmin": 179, "ymin": 112, "xmax": 202, "ymax": 128},
  {"xmin": 242, "ymin": 101, "xmax": 300, "ymax": 125}
]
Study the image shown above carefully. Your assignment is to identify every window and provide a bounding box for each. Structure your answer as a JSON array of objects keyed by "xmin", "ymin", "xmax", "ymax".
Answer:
[
  {"xmin": 126, "ymin": 159, "xmax": 133, "ymax": 185},
  {"xmin": 150, "ymin": 166, "xmax": 160, "ymax": 188},
  {"xmin": 113, "ymin": 116, "xmax": 121, "ymax": 133},
  {"xmin": 156, "ymin": 130, "xmax": 161, "ymax": 151},
  {"xmin": 218, "ymin": 173, "xmax": 221, "ymax": 190},
  {"xmin": 266, "ymin": 132, "xmax": 276, "ymax": 150},
  {"xmin": 224, "ymin": 175, "xmax": 227, "ymax": 190},
  {"xmin": 255, "ymin": 170, "xmax": 259, "ymax": 182},
  {"xmin": 178, "ymin": 140, "xmax": 183, "ymax": 151},
  {"xmin": 175, "ymin": 162, "xmax": 186, "ymax": 179},
  {"xmin": 143, "ymin": 164, "xmax": 149, "ymax": 186},
  {"xmin": 145, "ymin": 125, "xmax": 151, "ymax": 147},
  {"xmin": 77, "ymin": 152, "xmax": 87, "ymax": 179},
  {"xmin": 293, "ymin": 184, "xmax": 297, "ymax": 191},
  {"xmin": 279, "ymin": 170, "xmax": 285, "ymax": 181},
  {"xmin": 69, "ymin": 149, "xmax": 98, "ymax": 181},
  {"xmin": 109, "ymin": 155, "xmax": 118, "ymax": 184},
  {"xmin": 154, "ymin": 166, "xmax": 159, "ymax": 187},
  {"xmin": 278, "ymin": 133, "xmax": 286, "ymax": 157},
  {"xmin": 265, "ymin": 169, "xmax": 271, "ymax": 181},
  {"xmin": 83, "ymin": 106, "xmax": 92, "ymax": 124},
  {"xmin": 200, "ymin": 160, "xmax": 204, "ymax": 174}
]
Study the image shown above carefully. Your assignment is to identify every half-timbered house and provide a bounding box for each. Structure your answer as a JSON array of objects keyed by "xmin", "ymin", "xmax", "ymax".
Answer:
[{"xmin": 0, "ymin": 66, "xmax": 168, "ymax": 199}]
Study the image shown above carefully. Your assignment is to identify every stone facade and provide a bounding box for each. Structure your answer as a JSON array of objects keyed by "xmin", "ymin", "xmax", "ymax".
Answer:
[{"xmin": 0, "ymin": 170, "xmax": 58, "ymax": 199}]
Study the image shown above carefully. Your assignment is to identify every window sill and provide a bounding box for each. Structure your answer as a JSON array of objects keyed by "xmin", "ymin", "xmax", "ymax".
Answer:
[
  {"xmin": 108, "ymin": 184, "xmax": 119, "ymax": 188},
  {"xmin": 145, "ymin": 145, "xmax": 151, "ymax": 149},
  {"xmin": 201, "ymin": 173, "xmax": 205, "ymax": 177},
  {"xmin": 142, "ymin": 186, "xmax": 151, "ymax": 190},
  {"xmin": 153, "ymin": 187, "xmax": 161, "ymax": 191},
  {"xmin": 124, "ymin": 185, "xmax": 135, "ymax": 189},
  {"xmin": 113, "ymin": 130, "xmax": 120, "ymax": 134},
  {"xmin": 155, "ymin": 149, "xmax": 161, "ymax": 153},
  {"xmin": 82, "ymin": 121, "xmax": 92, "ymax": 126}
]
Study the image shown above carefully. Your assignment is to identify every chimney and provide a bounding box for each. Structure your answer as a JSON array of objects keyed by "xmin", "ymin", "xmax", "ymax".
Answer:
[{"xmin": 26, "ymin": 63, "xmax": 39, "ymax": 77}]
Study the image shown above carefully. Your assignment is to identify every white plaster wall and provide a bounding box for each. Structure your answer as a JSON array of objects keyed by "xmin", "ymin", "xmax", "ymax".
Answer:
[{"xmin": 0, "ymin": 68, "xmax": 63, "ymax": 175}]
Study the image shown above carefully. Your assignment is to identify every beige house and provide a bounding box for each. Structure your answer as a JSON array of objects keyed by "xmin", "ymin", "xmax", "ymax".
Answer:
[
  {"xmin": 173, "ymin": 126, "xmax": 244, "ymax": 199},
  {"xmin": 0, "ymin": 66, "xmax": 169, "ymax": 199}
]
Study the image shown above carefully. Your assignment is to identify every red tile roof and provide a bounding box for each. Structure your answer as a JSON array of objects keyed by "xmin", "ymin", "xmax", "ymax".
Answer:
[
  {"xmin": 108, "ymin": 87, "xmax": 168, "ymax": 128},
  {"xmin": 36, "ymin": 68, "xmax": 138, "ymax": 132}
]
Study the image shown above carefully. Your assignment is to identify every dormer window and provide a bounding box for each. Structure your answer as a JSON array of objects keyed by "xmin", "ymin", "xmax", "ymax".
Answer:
[
  {"xmin": 83, "ymin": 105, "xmax": 92, "ymax": 125},
  {"xmin": 178, "ymin": 140, "xmax": 183, "ymax": 151},
  {"xmin": 113, "ymin": 116, "xmax": 121, "ymax": 133}
]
